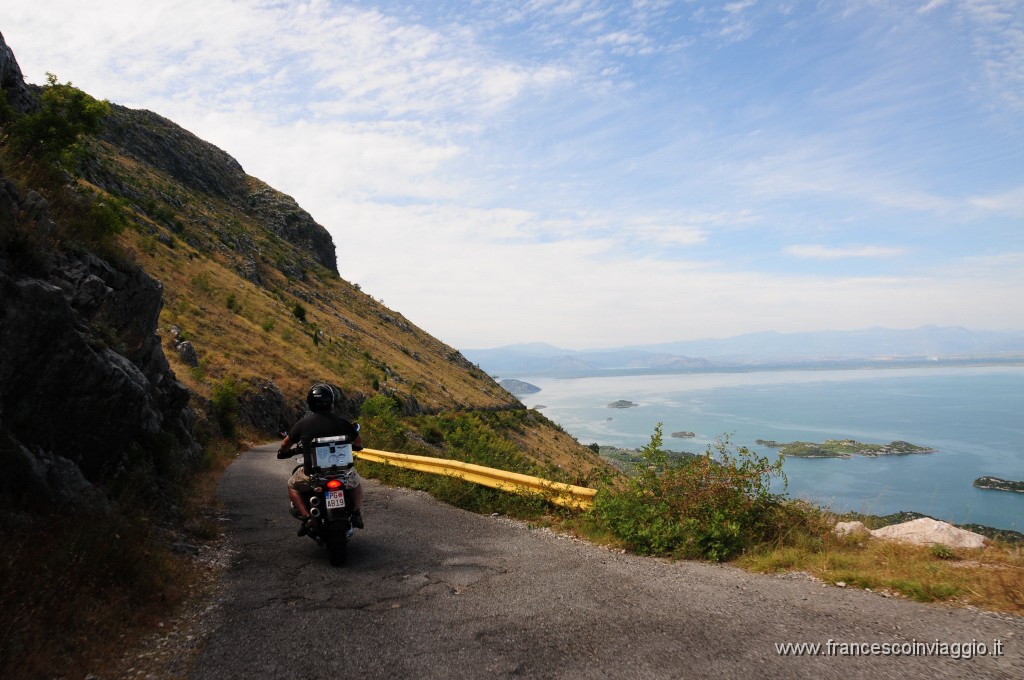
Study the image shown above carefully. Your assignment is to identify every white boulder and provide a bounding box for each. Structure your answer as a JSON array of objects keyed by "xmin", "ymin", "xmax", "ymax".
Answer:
[{"xmin": 869, "ymin": 517, "xmax": 987, "ymax": 549}]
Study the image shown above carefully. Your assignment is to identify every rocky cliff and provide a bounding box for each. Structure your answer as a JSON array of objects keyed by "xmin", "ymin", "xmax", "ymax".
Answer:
[
  {"xmin": 0, "ymin": 177, "xmax": 202, "ymax": 510},
  {"xmin": 0, "ymin": 32, "xmax": 200, "ymax": 511}
]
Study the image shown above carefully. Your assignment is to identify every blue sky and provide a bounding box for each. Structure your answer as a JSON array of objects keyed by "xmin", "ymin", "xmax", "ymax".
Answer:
[{"xmin": 3, "ymin": 1, "xmax": 1023, "ymax": 348}]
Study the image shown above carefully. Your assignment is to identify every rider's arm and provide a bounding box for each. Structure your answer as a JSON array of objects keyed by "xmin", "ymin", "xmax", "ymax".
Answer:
[{"xmin": 276, "ymin": 434, "xmax": 295, "ymax": 459}]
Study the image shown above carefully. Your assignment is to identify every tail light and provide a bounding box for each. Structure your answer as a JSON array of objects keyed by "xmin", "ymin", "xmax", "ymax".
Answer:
[{"xmin": 326, "ymin": 478, "xmax": 343, "ymax": 490}]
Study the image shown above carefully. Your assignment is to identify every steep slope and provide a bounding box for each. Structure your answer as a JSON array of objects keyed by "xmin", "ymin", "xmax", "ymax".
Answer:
[{"xmin": 82, "ymin": 101, "xmax": 520, "ymax": 417}]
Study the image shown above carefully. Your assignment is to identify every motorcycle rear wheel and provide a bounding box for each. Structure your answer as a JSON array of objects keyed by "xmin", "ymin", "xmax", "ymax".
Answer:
[{"xmin": 325, "ymin": 521, "xmax": 348, "ymax": 566}]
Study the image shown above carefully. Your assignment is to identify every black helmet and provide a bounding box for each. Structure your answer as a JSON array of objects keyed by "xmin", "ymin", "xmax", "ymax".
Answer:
[{"xmin": 306, "ymin": 383, "xmax": 335, "ymax": 412}]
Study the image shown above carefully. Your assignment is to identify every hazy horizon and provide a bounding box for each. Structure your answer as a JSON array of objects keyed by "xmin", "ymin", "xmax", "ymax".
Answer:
[{"xmin": 464, "ymin": 324, "xmax": 1024, "ymax": 353}]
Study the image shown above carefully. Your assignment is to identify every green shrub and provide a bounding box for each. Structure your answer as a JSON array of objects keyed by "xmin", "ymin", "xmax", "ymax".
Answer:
[
  {"xmin": 429, "ymin": 412, "xmax": 535, "ymax": 474},
  {"xmin": 8, "ymin": 73, "xmax": 110, "ymax": 164},
  {"xmin": 422, "ymin": 424, "xmax": 445, "ymax": 446},
  {"xmin": 0, "ymin": 90, "xmax": 14, "ymax": 125},
  {"xmin": 592, "ymin": 424, "xmax": 788, "ymax": 561},
  {"xmin": 80, "ymin": 197, "xmax": 128, "ymax": 244},
  {"xmin": 190, "ymin": 272, "xmax": 213, "ymax": 294},
  {"xmin": 360, "ymin": 393, "xmax": 406, "ymax": 449},
  {"xmin": 291, "ymin": 302, "xmax": 307, "ymax": 322},
  {"xmin": 211, "ymin": 378, "xmax": 241, "ymax": 437}
]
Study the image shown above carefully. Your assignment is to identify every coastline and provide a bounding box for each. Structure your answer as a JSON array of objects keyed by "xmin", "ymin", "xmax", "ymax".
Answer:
[
  {"xmin": 516, "ymin": 366, "xmax": 1024, "ymax": 533},
  {"xmin": 594, "ymin": 441, "xmax": 1024, "ymax": 542}
]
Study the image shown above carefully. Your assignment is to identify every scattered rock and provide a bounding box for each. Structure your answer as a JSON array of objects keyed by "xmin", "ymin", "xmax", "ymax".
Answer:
[
  {"xmin": 834, "ymin": 520, "xmax": 870, "ymax": 537},
  {"xmin": 175, "ymin": 340, "xmax": 199, "ymax": 367}
]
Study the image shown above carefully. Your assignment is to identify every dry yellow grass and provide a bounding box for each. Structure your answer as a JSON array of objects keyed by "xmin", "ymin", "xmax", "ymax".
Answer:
[
  {"xmin": 96, "ymin": 144, "xmax": 517, "ymax": 411},
  {"xmin": 737, "ymin": 531, "xmax": 1024, "ymax": 615}
]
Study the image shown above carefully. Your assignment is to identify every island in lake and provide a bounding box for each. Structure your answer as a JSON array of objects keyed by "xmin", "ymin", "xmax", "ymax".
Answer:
[
  {"xmin": 755, "ymin": 438, "xmax": 936, "ymax": 458},
  {"xmin": 597, "ymin": 444, "xmax": 696, "ymax": 472},
  {"xmin": 671, "ymin": 431, "xmax": 696, "ymax": 438},
  {"xmin": 498, "ymin": 379, "xmax": 541, "ymax": 395},
  {"xmin": 973, "ymin": 476, "xmax": 1024, "ymax": 493},
  {"xmin": 608, "ymin": 400, "xmax": 637, "ymax": 409}
]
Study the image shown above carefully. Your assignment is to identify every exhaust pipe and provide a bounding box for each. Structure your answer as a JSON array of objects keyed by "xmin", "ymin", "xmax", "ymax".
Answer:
[
  {"xmin": 309, "ymin": 496, "xmax": 321, "ymax": 507},
  {"xmin": 310, "ymin": 507, "xmax": 321, "ymax": 518}
]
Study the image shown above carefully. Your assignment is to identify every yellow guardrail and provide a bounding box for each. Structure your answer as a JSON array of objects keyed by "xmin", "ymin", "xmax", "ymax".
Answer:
[{"xmin": 354, "ymin": 448, "xmax": 597, "ymax": 510}]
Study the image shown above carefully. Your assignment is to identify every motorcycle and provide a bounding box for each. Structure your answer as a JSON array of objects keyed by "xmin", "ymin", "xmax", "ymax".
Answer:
[{"xmin": 281, "ymin": 432, "xmax": 361, "ymax": 566}]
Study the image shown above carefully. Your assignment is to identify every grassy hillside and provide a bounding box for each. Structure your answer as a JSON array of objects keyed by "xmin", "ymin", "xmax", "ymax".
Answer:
[{"xmin": 90, "ymin": 113, "xmax": 508, "ymax": 409}]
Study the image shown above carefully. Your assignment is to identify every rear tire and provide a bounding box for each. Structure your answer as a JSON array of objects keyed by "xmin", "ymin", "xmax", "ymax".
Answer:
[{"xmin": 326, "ymin": 522, "xmax": 348, "ymax": 566}]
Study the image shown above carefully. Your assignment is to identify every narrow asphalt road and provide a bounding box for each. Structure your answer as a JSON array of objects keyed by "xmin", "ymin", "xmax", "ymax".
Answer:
[{"xmin": 190, "ymin": 444, "xmax": 1022, "ymax": 679}]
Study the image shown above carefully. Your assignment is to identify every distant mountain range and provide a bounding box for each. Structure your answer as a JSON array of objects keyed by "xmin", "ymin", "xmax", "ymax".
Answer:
[{"xmin": 462, "ymin": 326, "xmax": 1024, "ymax": 377}]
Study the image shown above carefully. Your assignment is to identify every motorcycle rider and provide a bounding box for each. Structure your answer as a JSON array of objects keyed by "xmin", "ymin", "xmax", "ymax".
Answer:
[{"xmin": 277, "ymin": 383, "xmax": 364, "ymax": 535}]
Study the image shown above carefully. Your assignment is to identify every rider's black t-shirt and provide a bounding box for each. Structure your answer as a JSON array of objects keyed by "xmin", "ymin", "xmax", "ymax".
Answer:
[{"xmin": 289, "ymin": 411, "xmax": 361, "ymax": 472}]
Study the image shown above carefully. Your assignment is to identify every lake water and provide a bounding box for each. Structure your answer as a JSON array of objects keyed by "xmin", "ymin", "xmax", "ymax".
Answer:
[{"xmin": 514, "ymin": 366, "xmax": 1024, "ymax": 531}]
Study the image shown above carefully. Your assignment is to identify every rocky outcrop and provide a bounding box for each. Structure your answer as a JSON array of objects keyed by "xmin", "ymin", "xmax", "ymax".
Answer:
[
  {"xmin": 0, "ymin": 30, "xmax": 36, "ymax": 114},
  {"xmin": 98, "ymin": 105, "xmax": 248, "ymax": 200},
  {"xmin": 237, "ymin": 378, "xmax": 299, "ymax": 434},
  {"xmin": 89, "ymin": 104, "xmax": 338, "ymax": 275},
  {"xmin": 0, "ymin": 168, "xmax": 200, "ymax": 510},
  {"xmin": 246, "ymin": 186, "xmax": 337, "ymax": 274}
]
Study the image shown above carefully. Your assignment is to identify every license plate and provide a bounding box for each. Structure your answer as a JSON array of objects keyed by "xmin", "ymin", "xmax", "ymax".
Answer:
[{"xmin": 325, "ymin": 490, "xmax": 346, "ymax": 509}]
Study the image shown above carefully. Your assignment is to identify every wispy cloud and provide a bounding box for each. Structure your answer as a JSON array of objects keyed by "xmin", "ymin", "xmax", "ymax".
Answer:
[
  {"xmin": 969, "ymin": 184, "xmax": 1024, "ymax": 215},
  {"xmin": 6, "ymin": 1, "xmax": 572, "ymax": 122},
  {"xmin": 917, "ymin": 0, "xmax": 950, "ymax": 14},
  {"xmin": 785, "ymin": 245, "xmax": 909, "ymax": 260},
  {"xmin": 957, "ymin": 0, "xmax": 1024, "ymax": 111},
  {"xmin": 2, "ymin": 0, "xmax": 1021, "ymax": 346},
  {"xmin": 941, "ymin": 250, "xmax": 1024, "ymax": 278}
]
